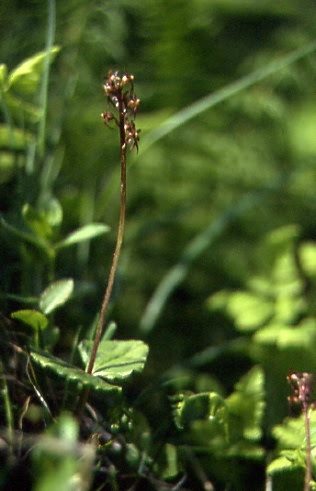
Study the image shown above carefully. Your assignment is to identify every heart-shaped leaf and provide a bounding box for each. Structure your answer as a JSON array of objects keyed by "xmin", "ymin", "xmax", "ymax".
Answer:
[
  {"xmin": 30, "ymin": 349, "xmax": 121, "ymax": 395},
  {"xmin": 78, "ymin": 339, "xmax": 149, "ymax": 383}
]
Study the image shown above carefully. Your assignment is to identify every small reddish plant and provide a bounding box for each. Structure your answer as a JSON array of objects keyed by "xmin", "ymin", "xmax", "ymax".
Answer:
[
  {"xmin": 288, "ymin": 372, "xmax": 315, "ymax": 491},
  {"xmin": 75, "ymin": 71, "xmax": 141, "ymax": 418},
  {"xmin": 86, "ymin": 71, "xmax": 141, "ymax": 376}
]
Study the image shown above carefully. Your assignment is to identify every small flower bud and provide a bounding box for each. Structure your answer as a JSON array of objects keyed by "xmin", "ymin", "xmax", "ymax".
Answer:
[
  {"xmin": 101, "ymin": 111, "xmax": 115, "ymax": 126},
  {"xmin": 127, "ymin": 97, "xmax": 140, "ymax": 112}
]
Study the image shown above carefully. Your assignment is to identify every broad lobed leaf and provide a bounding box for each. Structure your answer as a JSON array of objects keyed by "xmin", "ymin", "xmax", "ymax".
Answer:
[
  {"xmin": 30, "ymin": 349, "xmax": 122, "ymax": 395},
  {"xmin": 79, "ymin": 339, "xmax": 149, "ymax": 382}
]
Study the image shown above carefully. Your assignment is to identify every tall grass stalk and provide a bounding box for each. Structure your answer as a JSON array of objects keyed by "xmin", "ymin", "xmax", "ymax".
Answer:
[{"xmin": 37, "ymin": 0, "xmax": 56, "ymax": 160}]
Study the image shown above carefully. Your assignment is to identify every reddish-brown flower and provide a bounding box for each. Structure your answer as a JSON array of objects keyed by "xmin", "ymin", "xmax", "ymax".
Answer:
[{"xmin": 101, "ymin": 70, "xmax": 141, "ymax": 152}]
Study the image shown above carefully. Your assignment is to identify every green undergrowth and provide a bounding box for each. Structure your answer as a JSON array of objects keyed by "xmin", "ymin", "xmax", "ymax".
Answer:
[{"xmin": 1, "ymin": 14, "xmax": 316, "ymax": 490}]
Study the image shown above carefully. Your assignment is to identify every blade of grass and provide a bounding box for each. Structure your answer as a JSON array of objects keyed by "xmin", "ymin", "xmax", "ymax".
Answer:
[
  {"xmin": 138, "ymin": 41, "xmax": 316, "ymax": 334},
  {"xmin": 141, "ymin": 40, "xmax": 316, "ymax": 153},
  {"xmin": 0, "ymin": 361, "xmax": 14, "ymax": 455},
  {"xmin": 37, "ymin": 0, "xmax": 56, "ymax": 159},
  {"xmin": 96, "ymin": 41, "xmax": 316, "ymax": 220},
  {"xmin": 139, "ymin": 176, "xmax": 289, "ymax": 334}
]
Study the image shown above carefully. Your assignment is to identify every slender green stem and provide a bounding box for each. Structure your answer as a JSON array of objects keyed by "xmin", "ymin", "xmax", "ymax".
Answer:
[
  {"xmin": 37, "ymin": 0, "xmax": 56, "ymax": 160},
  {"xmin": 0, "ymin": 361, "xmax": 14, "ymax": 455}
]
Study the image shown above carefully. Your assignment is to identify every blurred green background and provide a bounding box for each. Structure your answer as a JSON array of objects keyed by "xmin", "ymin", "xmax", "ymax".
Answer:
[{"xmin": 1, "ymin": 0, "xmax": 315, "ymax": 407}]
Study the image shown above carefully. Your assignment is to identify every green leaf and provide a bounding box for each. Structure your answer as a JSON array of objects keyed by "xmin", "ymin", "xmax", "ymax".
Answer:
[
  {"xmin": 0, "ymin": 153, "xmax": 17, "ymax": 184},
  {"xmin": 254, "ymin": 318, "xmax": 316, "ymax": 349},
  {"xmin": 8, "ymin": 46, "xmax": 60, "ymax": 95},
  {"xmin": 225, "ymin": 440, "xmax": 265, "ymax": 459},
  {"xmin": 22, "ymin": 203, "xmax": 54, "ymax": 240},
  {"xmin": 55, "ymin": 223, "xmax": 110, "ymax": 250},
  {"xmin": 42, "ymin": 198, "xmax": 63, "ymax": 228},
  {"xmin": 78, "ymin": 339, "xmax": 149, "ymax": 382},
  {"xmin": 39, "ymin": 279, "xmax": 74, "ymax": 315},
  {"xmin": 32, "ymin": 414, "xmax": 95, "ymax": 491},
  {"xmin": 0, "ymin": 64, "xmax": 8, "ymax": 90},
  {"xmin": 272, "ymin": 252, "xmax": 301, "ymax": 292},
  {"xmin": 229, "ymin": 292, "xmax": 273, "ymax": 331},
  {"xmin": 208, "ymin": 290, "xmax": 273, "ymax": 332},
  {"xmin": 267, "ymin": 449, "xmax": 307, "ymax": 489},
  {"xmin": 154, "ymin": 443, "xmax": 181, "ymax": 480},
  {"xmin": 22, "ymin": 200, "xmax": 63, "ymax": 241},
  {"xmin": 48, "ymin": 413, "xmax": 78, "ymax": 442},
  {"xmin": 267, "ymin": 454, "xmax": 302, "ymax": 475},
  {"xmin": 226, "ymin": 366, "xmax": 265, "ymax": 442},
  {"xmin": 264, "ymin": 224, "xmax": 300, "ymax": 258},
  {"xmin": 273, "ymin": 291, "xmax": 305, "ymax": 325},
  {"xmin": 3, "ymin": 92, "xmax": 42, "ymax": 122},
  {"xmin": 0, "ymin": 124, "xmax": 34, "ymax": 150},
  {"xmin": 171, "ymin": 391, "xmax": 229, "ymax": 450},
  {"xmin": 11, "ymin": 309, "xmax": 48, "ymax": 331},
  {"xmin": 299, "ymin": 242, "xmax": 316, "ymax": 277},
  {"xmin": 171, "ymin": 391, "xmax": 228, "ymax": 431},
  {"xmin": 0, "ymin": 216, "xmax": 50, "ymax": 253},
  {"xmin": 30, "ymin": 349, "xmax": 121, "ymax": 395},
  {"xmin": 103, "ymin": 321, "xmax": 117, "ymax": 341},
  {"xmin": 272, "ymin": 411, "xmax": 316, "ymax": 450}
]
